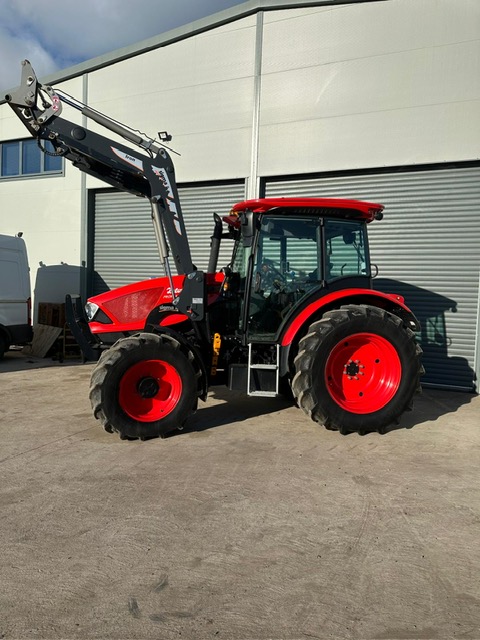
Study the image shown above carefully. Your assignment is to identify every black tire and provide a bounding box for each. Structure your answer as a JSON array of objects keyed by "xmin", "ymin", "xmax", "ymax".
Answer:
[
  {"xmin": 292, "ymin": 304, "xmax": 423, "ymax": 434},
  {"xmin": 89, "ymin": 332, "xmax": 198, "ymax": 440},
  {"xmin": 0, "ymin": 334, "xmax": 6, "ymax": 360}
]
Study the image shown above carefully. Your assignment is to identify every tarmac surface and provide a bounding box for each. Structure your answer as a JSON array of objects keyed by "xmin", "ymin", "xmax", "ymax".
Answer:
[{"xmin": 0, "ymin": 350, "xmax": 479, "ymax": 640}]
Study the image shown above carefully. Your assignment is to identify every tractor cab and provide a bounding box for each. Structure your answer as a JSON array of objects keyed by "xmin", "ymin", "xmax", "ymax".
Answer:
[{"xmin": 221, "ymin": 198, "xmax": 382, "ymax": 343}]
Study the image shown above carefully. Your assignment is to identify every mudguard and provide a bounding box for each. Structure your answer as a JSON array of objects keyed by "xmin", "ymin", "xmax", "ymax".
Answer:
[{"xmin": 279, "ymin": 287, "xmax": 420, "ymax": 376}]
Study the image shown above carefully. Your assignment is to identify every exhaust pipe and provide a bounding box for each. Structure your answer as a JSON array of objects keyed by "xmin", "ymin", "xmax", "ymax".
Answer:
[{"xmin": 207, "ymin": 213, "xmax": 223, "ymax": 274}]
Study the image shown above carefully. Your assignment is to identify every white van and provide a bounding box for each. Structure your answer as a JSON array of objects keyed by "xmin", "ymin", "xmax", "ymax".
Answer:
[{"xmin": 0, "ymin": 234, "xmax": 33, "ymax": 358}]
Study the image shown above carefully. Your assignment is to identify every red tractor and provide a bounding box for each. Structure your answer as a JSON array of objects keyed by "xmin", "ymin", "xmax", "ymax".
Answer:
[{"xmin": 7, "ymin": 61, "xmax": 423, "ymax": 439}]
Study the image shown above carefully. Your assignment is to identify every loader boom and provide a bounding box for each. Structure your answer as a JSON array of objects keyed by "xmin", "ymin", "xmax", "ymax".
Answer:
[{"xmin": 5, "ymin": 60, "xmax": 195, "ymax": 285}]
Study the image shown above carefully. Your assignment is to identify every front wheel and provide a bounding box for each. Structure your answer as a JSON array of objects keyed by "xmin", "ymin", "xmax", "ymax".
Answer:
[
  {"xmin": 89, "ymin": 333, "xmax": 198, "ymax": 440},
  {"xmin": 292, "ymin": 305, "xmax": 423, "ymax": 434}
]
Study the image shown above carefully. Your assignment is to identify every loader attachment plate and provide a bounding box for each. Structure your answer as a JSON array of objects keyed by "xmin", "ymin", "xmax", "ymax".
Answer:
[{"xmin": 65, "ymin": 294, "xmax": 101, "ymax": 362}]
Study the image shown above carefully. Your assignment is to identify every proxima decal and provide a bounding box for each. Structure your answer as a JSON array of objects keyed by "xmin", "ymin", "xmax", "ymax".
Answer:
[{"xmin": 152, "ymin": 165, "xmax": 183, "ymax": 236}]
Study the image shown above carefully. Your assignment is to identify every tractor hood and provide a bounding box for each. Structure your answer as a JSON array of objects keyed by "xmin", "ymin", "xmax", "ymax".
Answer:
[
  {"xmin": 86, "ymin": 272, "xmax": 225, "ymax": 336},
  {"xmin": 86, "ymin": 275, "xmax": 185, "ymax": 335}
]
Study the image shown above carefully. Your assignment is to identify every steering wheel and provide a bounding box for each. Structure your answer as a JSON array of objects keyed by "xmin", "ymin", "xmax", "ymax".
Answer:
[
  {"xmin": 263, "ymin": 258, "xmax": 285, "ymax": 281},
  {"xmin": 261, "ymin": 259, "xmax": 287, "ymax": 291}
]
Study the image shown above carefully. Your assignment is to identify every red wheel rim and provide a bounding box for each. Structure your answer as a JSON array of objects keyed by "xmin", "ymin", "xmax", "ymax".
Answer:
[
  {"xmin": 325, "ymin": 333, "xmax": 401, "ymax": 414},
  {"xmin": 119, "ymin": 359, "xmax": 182, "ymax": 422}
]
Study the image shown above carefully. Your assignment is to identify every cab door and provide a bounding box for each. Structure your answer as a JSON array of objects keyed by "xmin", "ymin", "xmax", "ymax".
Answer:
[{"xmin": 247, "ymin": 215, "xmax": 323, "ymax": 341}]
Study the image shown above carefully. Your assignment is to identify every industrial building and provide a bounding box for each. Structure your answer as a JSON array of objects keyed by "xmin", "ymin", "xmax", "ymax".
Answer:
[{"xmin": 0, "ymin": 0, "xmax": 479, "ymax": 389}]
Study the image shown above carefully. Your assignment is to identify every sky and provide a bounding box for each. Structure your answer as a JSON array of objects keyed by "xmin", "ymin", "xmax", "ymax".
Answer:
[{"xmin": 0, "ymin": 0, "xmax": 245, "ymax": 95}]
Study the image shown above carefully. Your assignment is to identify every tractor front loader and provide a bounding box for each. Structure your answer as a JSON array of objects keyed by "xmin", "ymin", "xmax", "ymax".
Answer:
[{"xmin": 7, "ymin": 61, "xmax": 423, "ymax": 439}]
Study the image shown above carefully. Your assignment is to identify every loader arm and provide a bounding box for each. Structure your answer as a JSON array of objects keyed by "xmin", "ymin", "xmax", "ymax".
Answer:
[{"xmin": 5, "ymin": 60, "xmax": 194, "ymax": 280}]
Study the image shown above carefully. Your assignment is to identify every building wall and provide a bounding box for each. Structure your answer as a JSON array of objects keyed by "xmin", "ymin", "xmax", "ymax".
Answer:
[
  {"xmin": 258, "ymin": 0, "xmax": 480, "ymax": 175},
  {"xmin": 84, "ymin": 14, "xmax": 258, "ymax": 186},
  {"xmin": 0, "ymin": 77, "xmax": 86, "ymax": 312}
]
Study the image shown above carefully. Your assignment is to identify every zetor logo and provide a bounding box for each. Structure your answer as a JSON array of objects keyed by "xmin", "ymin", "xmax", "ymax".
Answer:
[{"xmin": 165, "ymin": 287, "xmax": 182, "ymax": 298}]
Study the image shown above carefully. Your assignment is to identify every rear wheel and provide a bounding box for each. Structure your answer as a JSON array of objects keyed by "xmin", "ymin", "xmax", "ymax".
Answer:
[
  {"xmin": 89, "ymin": 332, "xmax": 198, "ymax": 440},
  {"xmin": 292, "ymin": 305, "xmax": 423, "ymax": 434}
]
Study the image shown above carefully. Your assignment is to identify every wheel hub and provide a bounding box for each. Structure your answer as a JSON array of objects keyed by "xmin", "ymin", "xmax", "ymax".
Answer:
[
  {"xmin": 119, "ymin": 359, "xmax": 183, "ymax": 422},
  {"xmin": 326, "ymin": 333, "xmax": 401, "ymax": 414},
  {"xmin": 137, "ymin": 376, "xmax": 160, "ymax": 399},
  {"xmin": 344, "ymin": 360, "xmax": 362, "ymax": 377}
]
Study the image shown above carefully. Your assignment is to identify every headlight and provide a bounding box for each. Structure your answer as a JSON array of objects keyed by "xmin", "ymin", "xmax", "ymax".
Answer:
[{"xmin": 85, "ymin": 301, "xmax": 99, "ymax": 321}]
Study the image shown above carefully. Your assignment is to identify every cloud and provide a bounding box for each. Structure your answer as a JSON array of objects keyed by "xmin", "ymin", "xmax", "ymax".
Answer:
[
  {"xmin": 0, "ymin": 24, "xmax": 57, "ymax": 94},
  {"xmin": 0, "ymin": 0, "xmax": 243, "ymax": 94}
]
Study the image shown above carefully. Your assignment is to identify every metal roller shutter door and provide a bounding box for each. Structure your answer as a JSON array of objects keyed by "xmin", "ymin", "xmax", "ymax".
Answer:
[
  {"xmin": 265, "ymin": 166, "xmax": 480, "ymax": 390},
  {"xmin": 91, "ymin": 182, "xmax": 245, "ymax": 293}
]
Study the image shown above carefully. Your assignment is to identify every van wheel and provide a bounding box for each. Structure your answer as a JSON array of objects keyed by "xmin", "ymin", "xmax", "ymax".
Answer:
[{"xmin": 0, "ymin": 335, "xmax": 6, "ymax": 360}]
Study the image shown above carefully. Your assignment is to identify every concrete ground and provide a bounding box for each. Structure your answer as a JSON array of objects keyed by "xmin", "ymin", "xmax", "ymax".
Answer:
[{"xmin": 0, "ymin": 350, "xmax": 479, "ymax": 640}]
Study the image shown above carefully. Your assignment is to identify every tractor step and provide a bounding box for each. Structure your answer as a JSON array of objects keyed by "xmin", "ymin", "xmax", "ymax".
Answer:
[
  {"xmin": 249, "ymin": 364, "xmax": 277, "ymax": 370},
  {"xmin": 247, "ymin": 344, "xmax": 280, "ymax": 397}
]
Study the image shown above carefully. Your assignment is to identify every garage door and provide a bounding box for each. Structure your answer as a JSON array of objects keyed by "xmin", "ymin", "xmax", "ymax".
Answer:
[
  {"xmin": 265, "ymin": 165, "xmax": 480, "ymax": 390},
  {"xmin": 91, "ymin": 181, "xmax": 246, "ymax": 294}
]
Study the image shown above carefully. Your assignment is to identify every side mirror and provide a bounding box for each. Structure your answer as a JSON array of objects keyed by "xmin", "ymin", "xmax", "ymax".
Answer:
[
  {"xmin": 343, "ymin": 230, "xmax": 355, "ymax": 245},
  {"xmin": 241, "ymin": 211, "xmax": 255, "ymax": 247}
]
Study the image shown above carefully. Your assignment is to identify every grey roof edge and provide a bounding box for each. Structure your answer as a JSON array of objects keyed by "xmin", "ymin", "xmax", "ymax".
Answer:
[{"xmin": 2, "ymin": 0, "xmax": 380, "ymax": 104}]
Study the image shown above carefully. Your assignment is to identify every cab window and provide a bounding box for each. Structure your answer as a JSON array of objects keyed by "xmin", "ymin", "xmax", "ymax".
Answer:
[{"xmin": 325, "ymin": 219, "xmax": 369, "ymax": 280}]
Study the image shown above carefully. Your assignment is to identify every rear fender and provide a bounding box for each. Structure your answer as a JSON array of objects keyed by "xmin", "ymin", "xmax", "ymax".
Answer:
[{"xmin": 279, "ymin": 288, "xmax": 420, "ymax": 375}]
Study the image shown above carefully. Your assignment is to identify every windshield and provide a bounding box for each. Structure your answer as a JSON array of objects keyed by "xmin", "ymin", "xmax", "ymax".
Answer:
[{"xmin": 231, "ymin": 237, "xmax": 248, "ymax": 279}]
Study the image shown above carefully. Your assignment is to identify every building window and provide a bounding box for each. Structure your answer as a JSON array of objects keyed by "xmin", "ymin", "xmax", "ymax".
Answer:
[{"xmin": 0, "ymin": 139, "xmax": 63, "ymax": 178}]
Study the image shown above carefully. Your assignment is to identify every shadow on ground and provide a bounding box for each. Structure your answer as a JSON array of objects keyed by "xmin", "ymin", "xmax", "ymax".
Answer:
[
  {"xmin": 175, "ymin": 385, "xmax": 476, "ymax": 438},
  {"xmin": 392, "ymin": 387, "xmax": 476, "ymax": 431},
  {"xmin": 0, "ymin": 350, "xmax": 85, "ymax": 374},
  {"xmin": 174, "ymin": 388, "xmax": 293, "ymax": 437}
]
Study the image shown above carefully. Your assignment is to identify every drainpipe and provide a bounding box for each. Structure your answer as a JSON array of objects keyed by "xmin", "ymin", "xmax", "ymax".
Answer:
[{"xmin": 247, "ymin": 10, "xmax": 264, "ymax": 200}]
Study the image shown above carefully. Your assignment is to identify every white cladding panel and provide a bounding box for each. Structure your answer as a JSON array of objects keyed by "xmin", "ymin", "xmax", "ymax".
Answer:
[
  {"xmin": 259, "ymin": 0, "xmax": 480, "ymax": 175},
  {"xmin": 0, "ymin": 77, "xmax": 85, "ymax": 297},
  {"xmin": 86, "ymin": 15, "xmax": 257, "ymax": 182},
  {"xmin": 262, "ymin": 0, "xmax": 479, "ymax": 70}
]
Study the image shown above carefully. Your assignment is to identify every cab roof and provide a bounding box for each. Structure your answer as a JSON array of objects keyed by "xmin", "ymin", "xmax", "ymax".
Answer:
[{"xmin": 230, "ymin": 197, "xmax": 384, "ymax": 222}]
